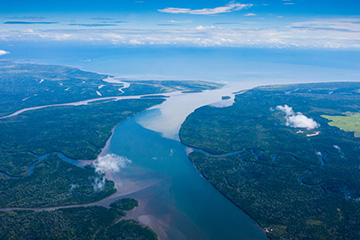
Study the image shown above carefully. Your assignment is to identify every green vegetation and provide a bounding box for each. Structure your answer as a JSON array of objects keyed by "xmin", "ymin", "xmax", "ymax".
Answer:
[
  {"xmin": 0, "ymin": 61, "xmax": 222, "ymax": 117},
  {"xmin": 0, "ymin": 203, "xmax": 156, "ymax": 240},
  {"xmin": 180, "ymin": 82, "xmax": 360, "ymax": 240},
  {"xmin": 128, "ymin": 80, "xmax": 222, "ymax": 94},
  {"xmin": 0, "ymin": 61, "xmax": 113, "ymax": 117},
  {"xmin": 322, "ymin": 113, "xmax": 360, "ymax": 137},
  {"xmin": 110, "ymin": 198, "xmax": 139, "ymax": 211},
  {"xmin": 0, "ymin": 207, "xmax": 120, "ymax": 240},
  {"xmin": 0, "ymin": 154, "xmax": 115, "ymax": 208},
  {"xmin": 0, "ymin": 98, "xmax": 164, "ymax": 176}
]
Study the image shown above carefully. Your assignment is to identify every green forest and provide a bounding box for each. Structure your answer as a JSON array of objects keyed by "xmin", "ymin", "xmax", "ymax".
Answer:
[{"xmin": 180, "ymin": 82, "xmax": 360, "ymax": 240}]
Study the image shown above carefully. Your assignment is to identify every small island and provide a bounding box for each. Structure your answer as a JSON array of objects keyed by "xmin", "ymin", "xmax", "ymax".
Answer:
[{"xmin": 221, "ymin": 95, "xmax": 231, "ymax": 100}]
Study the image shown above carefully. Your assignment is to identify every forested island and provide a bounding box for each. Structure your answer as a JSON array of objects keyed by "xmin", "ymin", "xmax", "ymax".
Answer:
[
  {"xmin": 180, "ymin": 82, "xmax": 360, "ymax": 240},
  {"xmin": 0, "ymin": 61, "xmax": 222, "ymax": 239}
]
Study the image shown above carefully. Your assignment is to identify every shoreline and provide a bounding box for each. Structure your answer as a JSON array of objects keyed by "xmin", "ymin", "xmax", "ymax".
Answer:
[
  {"xmin": 0, "ymin": 92, "xmax": 179, "ymax": 120},
  {"xmin": 181, "ymin": 142, "xmax": 269, "ymax": 238}
]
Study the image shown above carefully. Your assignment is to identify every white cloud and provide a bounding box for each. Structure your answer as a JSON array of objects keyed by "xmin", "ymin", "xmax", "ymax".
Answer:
[
  {"xmin": 292, "ymin": 19, "xmax": 360, "ymax": 33},
  {"xmin": 159, "ymin": 8, "xmax": 191, "ymax": 14},
  {"xmin": 276, "ymin": 105, "xmax": 320, "ymax": 130},
  {"xmin": 92, "ymin": 153, "xmax": 131, "ymax": 174},
  {"xmin": 1, "ymin": 17, "xmax": 360, "ymax": 49},
  {"xmin": 169, "ymin": 20, "xmax": 192, "ymax": 23},
  {"xmin": 195, "ymin": 25, "xmax": 217, "ymax": 30},
  {"xmin": 276, "ymin": 104, "xmax": 294, "ymax": 116},
  {"xmin": 244, "ymin": 13, "xmax": 257, "ymax": 17},
  {"xmin": 158, "ymin": 3, "xmax": 253, "ymax": 15},
  {"xmin": 0, "ymin": 50, "xmax": 9, "ymax": 56}
]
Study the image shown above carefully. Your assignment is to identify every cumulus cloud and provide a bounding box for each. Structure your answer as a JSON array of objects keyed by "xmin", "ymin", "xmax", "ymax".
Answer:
[
  {"xmin": 92, "ymin": 153, "xmax": 131, "ymax": 174},
  {"xmin": 0, "ymin": 50, "xmax": 9, "ymax": 56},
  {"xmin": 276, "ymin": 105, "xmax": 320, "ymax": 130},
  {"xmin": 158, "ymin": 2, "xmax": 252, "ymax": 15},
  {"xmin": 244, "ymin": 13, "xmax": 257, "ymax": 16}
]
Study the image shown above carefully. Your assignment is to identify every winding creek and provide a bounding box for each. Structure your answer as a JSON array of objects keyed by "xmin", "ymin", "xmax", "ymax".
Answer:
[{"xmin": 0, "ymin": 152, "xmax": 84, "ymax": 179}]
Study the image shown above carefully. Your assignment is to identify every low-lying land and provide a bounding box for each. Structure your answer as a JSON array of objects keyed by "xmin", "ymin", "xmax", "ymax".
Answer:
[
  {"xmin": 322, "ymin": 113, "xmax": 360, "ymax": 137},
  {"xmin": 0, "ymin": 61, "xmax": 221, "ymax": 117},
  {"xmin": 180, "ymin": 82, "xmax": 360, "ymax": 240},
  {"xmin": 0, "ymin": 62, "xmax": 223, "ymax": 239},
  {"xmin": 0, "ymin": 199, "xmax": 156, "ymax": 240},
  {"xmin": 0, "ymin": 154, "xmax": 115, "ymax": 208}
]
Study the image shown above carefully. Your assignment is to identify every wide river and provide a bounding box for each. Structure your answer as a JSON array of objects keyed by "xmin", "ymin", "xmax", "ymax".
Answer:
[{"xmin": 102, "ymin": 82, "xmax": 268, "ymax": 240}]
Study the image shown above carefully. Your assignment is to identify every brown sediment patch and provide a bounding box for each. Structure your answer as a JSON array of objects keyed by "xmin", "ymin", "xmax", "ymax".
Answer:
[{"xmin": 307, "ymin": 131, "xmax": 320, "ymax": 137}]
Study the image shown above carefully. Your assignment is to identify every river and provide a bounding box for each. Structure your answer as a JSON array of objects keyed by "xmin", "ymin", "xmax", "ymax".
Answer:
[
  {"xmin": 0, "ymin": 79, "xmax": 268, "ymax": 239},
  {"xmin": 101, "ymin": 81, "xmax": 268, "ymax": 240}
]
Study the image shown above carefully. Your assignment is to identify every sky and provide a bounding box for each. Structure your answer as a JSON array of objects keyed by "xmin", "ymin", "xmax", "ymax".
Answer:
[{"xmin": 0, "ymin": 0, "xmax": 359, "ymax": 49}]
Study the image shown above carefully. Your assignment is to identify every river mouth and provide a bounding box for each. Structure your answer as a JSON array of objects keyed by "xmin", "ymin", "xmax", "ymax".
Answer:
[{"xmin": 105, "ymin": 109, "xmax": 268, "ymax": 240}]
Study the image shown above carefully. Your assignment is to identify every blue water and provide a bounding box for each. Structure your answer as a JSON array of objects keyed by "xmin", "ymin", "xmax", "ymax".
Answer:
[
  {"xmin": 320, "ymin": 153, "xmax": 327, "ymax": 166},
  {"xmin": 2, "ymin": 42, "xmax": 360, "ymax": 84},
  {"xmin": 272, "ymin": 154, "xmax": 278, "ymax": 162},
  {"xmin": 299, "ymin": 170, "xmax": 313, "ymax": 184},
  {"xmin": 108, "ymin": 110, "xmax": 267, "ymax": 240},
  {"xmin": 255, "ymin": 151, "xmax": 264, "ymax": 160}
]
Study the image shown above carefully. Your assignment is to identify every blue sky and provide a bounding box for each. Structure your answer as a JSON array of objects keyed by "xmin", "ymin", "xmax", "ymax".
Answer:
[
  {"xmin": 0, "ymin": 0, "xmax": 359, "ymax": 49},
  {"xmin": 1, "ymin": 0, "xmax": 359, "ymax": 16}
]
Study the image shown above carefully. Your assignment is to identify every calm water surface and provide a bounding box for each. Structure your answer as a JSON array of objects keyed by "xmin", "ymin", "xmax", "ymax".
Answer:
[{"xmin": 107, "ymin": 109, "xmax": 268, "ymax": 240}]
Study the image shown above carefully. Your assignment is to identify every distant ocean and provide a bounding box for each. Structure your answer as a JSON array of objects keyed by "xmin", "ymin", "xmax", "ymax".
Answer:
[{"xmin": 1, "ymin": 42, "xmax": 360, "ymax": 85}]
